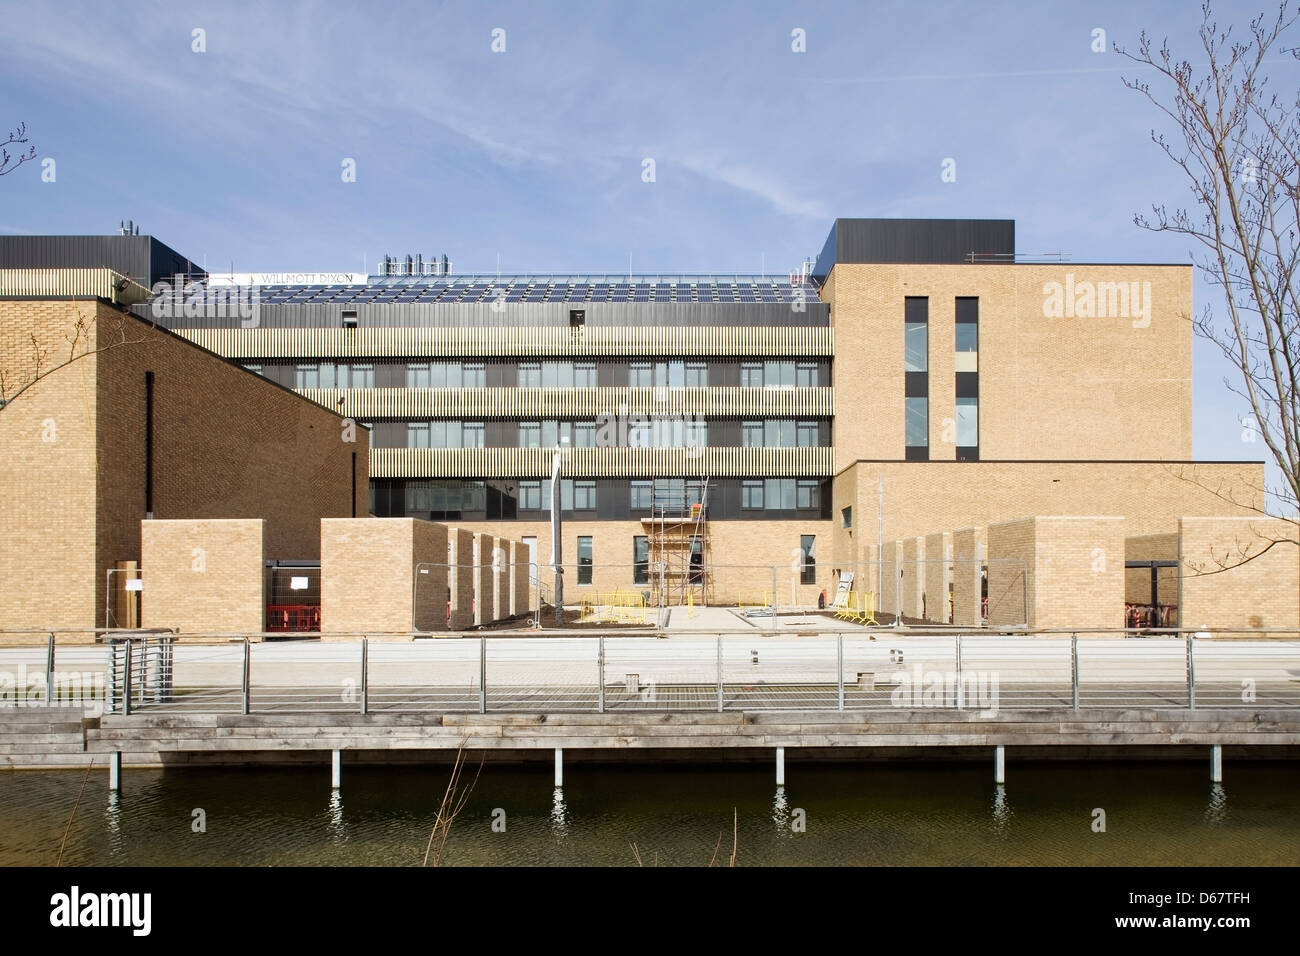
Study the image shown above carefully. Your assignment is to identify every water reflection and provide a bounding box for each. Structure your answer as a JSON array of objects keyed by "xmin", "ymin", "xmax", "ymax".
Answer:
[
  {"xmin": 991, "ymin": 784, "xmax": 1013, "ymax": 832},
  {"xmin": 104, "ymin": 791, "xmax": 123, "ymax": 860},
  {"xmin": 1205, "ymin": 783, "xmax": 1228, "ymax": 825},
  {"xmin": 550, "ymin": 787, "xmax": 569, "ymax": 837},
  {"xmin": 326, "ymin": 790, "xmax": 347, "ymax": 842},
  {"xmin": 772, "ymin": 786, "xmax": 790, "ymax": 832}
]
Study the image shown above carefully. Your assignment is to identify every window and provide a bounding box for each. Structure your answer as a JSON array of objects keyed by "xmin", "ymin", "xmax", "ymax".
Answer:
[
  {"xmin": 628, "ymin": 361, "xmax": 653, "ymax": 387},
  {"xmin": 764, "ymin": 360, "xmax": 795, "ymax": 388},
  {"xmin": 542, "ymin": 361, "xmax": 573, "ymax": 388},
  {"xmin": 518, "ymin": 481, "xmax": 542, "ymax": 511},
  {"xmin": 429, "ymin": 420, "xmax": 449, "ymax": 448},
  {"xmin": 343, "ymin": 363, "xmax": 375, "ymax": 388},
  {"xmin": 796, "ymin": 421, "xmax": 819, "ymax": 447},
  {"xmin": 519, "ymin": 422, "xmax": 541, "ymax": 447},
  {"xmin": 740, "ymin": 362, "xmax": 763, "ymax": 387},
  {"xmin": 800, "ymin": 535, "xmax": 816, "ymax": 585},
  {"xmin": 407, "ymin": 422, "xmax": 430, "ymax": 448},
  {"xmin": 685, "ymin": 362, "xmax": 708, "ymax": 387},
  {"xmin": 573, "ymin": 480, "xmax": 596, "ymax": 511},
  {"xmin": 569, "ymin": 309, "xmax": 586, "ymax": 328},
  {"xmin": 905, "ymin": 321, "xmax": 928, "ymax": 372},
  {"xmin": 765, "ymin": 419, "xmax": 795, "ymax": 447},
  {"xmin": 633, "ymin": 536, "xmax": 649, "ymax": 584},
  {"xmin": 742, "ymin": 421, "xmax": 764, "ymax": 447},
  {"xmin": 407, "ymin": 363, "xmax": 431, "ymax": 388},
  {"xmin": 628, "ymin": 418, "xmax": 652, "ymax": 447},
  {"xmin": 462, "ymin": 421, "xmax": 485, "ymax": 448},
  {"xmin": 577, "ymin": 536, "xmax": 593, "ymax": 585},
  {"xmin": 463, "ymin": 362, "xmax": 486, "ymax": 388},
  {"xmin": 956, "ymin": 397, "xmax": 979, "ymax": 460},
  {"xmin": 244, "ymin": 364, "xmax": 262, "ymax": 376},
  {"xmin": 905, "ymin": 397, "xmax": 929, "ymax": 456},
  {"xmin": 796, "ymin": 362, "xmax": 819, "ymax": 387},
  {"xmin": 341, "ymin": 310, "xmax": 358, "ymax": 329},
  {"xmin": 518, "ymin": 362, "xmax": 541, "ymax": 388},
  {"xmin": 296, "ymin": 364, "xmax": 320, "ymax": 389},
  {"xmin": 630, "ymin": 480, "xmax": 652, "ymax": 510},
  {"xmin": 741, "ymin": 480, "xmax": 764, "ymax": 510},
  {"xmin": 766, "ymin": 478, "xmax": 795, "ymax": 510},
  {"xmin": 574, "ymin": 362, "xmax": 597, "ymax": 387},
  {"xmin": 574, "ymin": 421, "xmax": 597, "ymax": 447},
  {"xmin": 796, "ymin": 480, "xmax": 820, "ymax": 510},
  {"xmin": 842, "ymin": 506, "xmax": 852, "ymax": 529}
]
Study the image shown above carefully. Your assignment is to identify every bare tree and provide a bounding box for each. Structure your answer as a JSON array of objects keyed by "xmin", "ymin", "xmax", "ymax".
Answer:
[
  {"xmin": 0, "ymin": 121, "xmax": 36, "ymax": 176},
  {"xmin": 422, "ymin": 740, "xmax": 483, "ymax": 867},
  {"xmin": 0, "ymin": 304, "xmax": 144, "ymax": 412},
  {"xmin": 1119, "ymin": 2, "xmax": 1300, "ymax": 573}
]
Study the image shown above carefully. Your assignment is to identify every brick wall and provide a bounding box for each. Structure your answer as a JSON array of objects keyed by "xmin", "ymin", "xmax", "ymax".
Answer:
[
  {"xmin": 924, "ymin": 531, "xmax": 952, "ymax": 624},
  {"xmin": 951, "ymin": 527, "xmax": 985, "ymax": 627},
  {"xmin": 140, "ymin": 518, "xmax": 265, "ymax": 635},
  {"xmin": 1125, "ymin": 533, "xmax": 1180, "ymax": 607},
  {"xmin": 1178, "ymin": 517, "xmax": 1298, "ymax": 632}
]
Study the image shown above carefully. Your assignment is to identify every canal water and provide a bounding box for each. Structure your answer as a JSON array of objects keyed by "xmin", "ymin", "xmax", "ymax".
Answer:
[{"xmin": 1, "ymin": 762, "xmax": 1297, "ymax": 866}]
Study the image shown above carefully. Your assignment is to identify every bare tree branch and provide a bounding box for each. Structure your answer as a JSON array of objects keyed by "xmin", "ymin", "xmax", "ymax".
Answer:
[{"xmin": 0, "ymin": 121, "xmax": 37, "ymax": 177}]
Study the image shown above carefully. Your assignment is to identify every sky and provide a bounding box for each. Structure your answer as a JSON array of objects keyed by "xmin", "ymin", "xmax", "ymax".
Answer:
[{"xmin": 0, "ymin": 0, "xmax": 1293, "ymax": 504}]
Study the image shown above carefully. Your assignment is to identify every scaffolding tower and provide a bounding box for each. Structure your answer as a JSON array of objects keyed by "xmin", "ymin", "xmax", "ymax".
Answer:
[{"xmin": 642, "ymin": 477, "xmax": 713, "ymax": 606}]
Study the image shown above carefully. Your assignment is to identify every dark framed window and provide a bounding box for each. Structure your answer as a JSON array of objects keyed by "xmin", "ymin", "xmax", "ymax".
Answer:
[
  {"xmin": 633, "ymin": 536, "xmax": 649, "ymax": 585},
  {"xmin": 800, "ymin": 535, "xmax": 816, "ymax": 585},
  {"xmin": 741, "ymin": 480, "xmax": 764, "ymax": 510},
  {"xmin": 577, "ymin": 536, "xmax": 593, "ymax": 585}
]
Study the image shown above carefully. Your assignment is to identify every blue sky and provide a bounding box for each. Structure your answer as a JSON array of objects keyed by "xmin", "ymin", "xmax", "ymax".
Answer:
[{"xmin": 0, "ymin": 0, "xmax": 1292, "ymax": 499}]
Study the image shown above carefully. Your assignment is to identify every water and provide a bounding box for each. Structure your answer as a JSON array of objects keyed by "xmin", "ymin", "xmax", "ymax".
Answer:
[{"xmin": 1, "ymin": 762, "xmax": 1297, "ymax": 866}]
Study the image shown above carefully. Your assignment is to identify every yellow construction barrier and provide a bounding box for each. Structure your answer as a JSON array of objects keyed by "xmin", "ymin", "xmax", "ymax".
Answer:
[{"xmin": 737, "ymin": 589, "xmax": 772, "ymax": 610}]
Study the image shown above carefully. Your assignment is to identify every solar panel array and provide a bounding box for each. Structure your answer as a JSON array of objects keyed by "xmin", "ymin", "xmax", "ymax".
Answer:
[{"xmin": 228, "ymin": 275, "xmax": 821, "ymax": 306}]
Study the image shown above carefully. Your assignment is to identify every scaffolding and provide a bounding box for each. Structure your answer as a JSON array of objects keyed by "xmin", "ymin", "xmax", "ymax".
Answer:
[{"xmin": 642, "ymin": 477, "xmax": 713, "ymax": 607}]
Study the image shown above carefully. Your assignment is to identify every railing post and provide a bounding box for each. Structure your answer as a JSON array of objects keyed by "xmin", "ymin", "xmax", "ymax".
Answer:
[
  {"xmin": 769, "ymin": 565, "xmax": 778, "ymax": 632},
  {"xmin": 716, "ymin": 634, "xmax": 723, "ymax": 713},
  {"xmin": 360, "ymin": 638, "xmax": 368, "ymax": 715},
  {"xmin": 241, "ymin": 638, "xmax": 250, "ymax": 715},
  {"xmin": 954, "ymin": 634, "xmax": 963, "ymax": 710},
  {"xmin": 836, "ymin": 634, "xmax": 844, "ymax": 712},
  {"xmin": 46, "ymin": 633, "xmax": 55, "ymax": 706},
  {"xmin": 107, "ymin": 642, "xmax": 117, "ymax": 715},
  {"xmin": 479, "ymin": 636, "xmax": 487, "ymax": 714},
  {"xmin": 1071, "ymin": 633, "xmax": 1079, "ymax": 712},
  {"xmin": 597, "ymin": 636, "xmax": 605, "ymax": 714},
  {"xmin": 122, "ymin": 641, "xmax": 132, "ymax": 717},
  {"xmin": 1186, "ymin": 632, "xmax": 1196, "ymax": 710}
]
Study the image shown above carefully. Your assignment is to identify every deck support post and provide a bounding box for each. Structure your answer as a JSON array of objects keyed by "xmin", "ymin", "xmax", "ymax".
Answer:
[
  {"xmin": 332, "ymin": 749, "xmax": 341, "ymax": 789},
  {"xmin": 554, "ymin": 748, "xmax": 563, "ymax": 788},
  {"xmin": 1210, "ymin": 744, "xmax": 1222, "ymax": 783},
  {"xmin": 108, "ymin": 751, "xmax": 121, "ymax": 792},
  {"xmin": 994, "ymin": 745, "xmax": 1005, "ymax": 784},
  {"xmin": 776, "ymin": 746, "xmax": 785, "ymax": 785}
]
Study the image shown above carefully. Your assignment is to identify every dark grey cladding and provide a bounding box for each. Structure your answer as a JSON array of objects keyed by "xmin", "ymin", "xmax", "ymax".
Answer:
[
  {"xmin": 147, "ymin": 300, "xmax": 831, "ymax": 329},
  {"xmin": 811, "ymin": 218, "xmax": 1016, "ymax": 281},
  {"xmin": 0, "ymin": 234, "xmax": 204, "ymax": 287}
]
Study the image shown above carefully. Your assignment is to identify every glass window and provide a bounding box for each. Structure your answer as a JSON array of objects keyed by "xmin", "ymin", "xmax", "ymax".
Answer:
[
  {"xmin": 542, "ymin": 361, "xmax": 573, "ymax": 387},
  {"xmin": 684, "ymin": 418, "xmax": 707, "ymax": 450},
  {"xmin": 575, "ymin": 421, "xmax": 597, "ymax": 447},
  {"xmin": 905, "ymin": 322, "xmax": 928, "ymax": 372},
  {"xmin": 766, "ymin": 478, "xmax": 795, "ymax": 510},
  {"xmin": 796, "ymin": 362, "xmax": 819, "ymax": 387},
  {"xmin": 800, "ymin": 534, "xmax": 816, "ymax": 585},
  {"xmin": 630, "ymin": 480, "xmax": 652, "ymax": 510},
  {"xmin": 574, "ymin": 362, "xmax": 597, "ymax": 387},
  {"xmin": 956, "ymin": 323, "xmax": 978, "ymax": 353},
  {"xmin": 428, "ymin": 363, "xmax": 447, "ymax": 388},
  {"xmin": 796, "ymin": 421, "xmax": 819, "ymax": 447},
  {"xmin": 765, "ymin": 419, "xmax": 795, "ymax": 447},
  {"xmin": 541, "ymin": 420, "xmax": 558, "ymax": 447},
  {"xmin": 685, "ymin": 362, "xmax": 708, "ymax": 387},
  {"xmin": 574, "ymin": 480, "xmax": 596, "ymax": 511},
  {"xmin": 518, "ymin": 363, "xmax": 541, "ymax": 388},
  {"xmin": 349, "ymin": 363, "xmax": 375, "ymax": 388},
  {"xmin": 407, "ymin": 422, "xmax": 430, "ymax": 448},
  {"xmin": 765, "ymin": 360, "xmax": 795, "ymax": 388},
  {"xmin": 742, "ymin": 421, "xmax": 763, "ymax": 447},
  {"xmin": 463, "ymin": 362, "xmax": 486, "ymax": 388},
  {"xmin": 629, "ymin": 362, "xmax": 653, "ymax": 387},
  {"xmin": 796, "ymin": 480, "xmax": 820, "ymax": 510},
  {"xmin": 296, "ymin": 364, "xmax": 319, "ymax": 389},
  {"xmin": 518, "ymin": 481, "xmax": 542, "ymax": 511},
  {"xmin": 519, "ymin": 422, "xmax": 541, "ymax": 447},
  {"xmin": 445, "ymin": 362, "xmax": 462, "ymax": 389},
  {"xmin": 245, "ymin": 364, "xmax": 262, "ymax": 376},
  {"xmin": 905, "ymin": 397, "xmax": 928, "ymax": 448},
  {"xmin": 577, "ymin": 536, "xmax": 593, "ymax": 585},
  {"xmin": 628, "ymin": 418, "xmax": 652, "ymax": 447},
  {"xmin": 667, "ymin": 361, "xmax": 685, "ymax": 388},
  {"xmin": 406, "ymin": 481, "xmax": 431, "ymax": 513},
  {"xmin": 634, "ymin": 536, "xmax": 649, "ymax": 585},
  {"xmin": 740, "ymin": 362, "xmax": 763, "ymax": 387},
  {"xmin": 742, "ymin": 480, "xmax": 764, "ymax": 510},
  {"xmin": 429, "ymin": 420, "xmax": 447, "ymax": 448},
  {"xmin": 407, "ymin": 363, "xmax": 430, "ymax": 388},
  {"xmin": 956, "ymin": 397, "xmax": 979, "ymax": 447},
  {"xmin": 462, "ymin": 422, "xmax": 485, "ymax": 448},
  {"xmin": 317, "ymin": 362, "xmax": 337, "ymax": 389},
  {"xmin": 842, "ymin": 506, "xmax": 852, "ymax": 529}
]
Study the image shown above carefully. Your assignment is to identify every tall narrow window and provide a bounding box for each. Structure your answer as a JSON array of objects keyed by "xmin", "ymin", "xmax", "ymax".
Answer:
[
  {"xmin": 577, "ymin": 536, "xmax": 593, "ymax": 585},
  {"xmin": 956, "ymin": 296, "xmax": 979, "ymax": 461},
  {"xmin": 800, "ymin": 534, "xmax": 816, "ymax": 585},
  {"xmin": 633, "ymin": 536, "xmax": 649, "ymax": 584},
  {"xmin": 904, "ymin": 296, "xmax": 929, "ymax": 460}
]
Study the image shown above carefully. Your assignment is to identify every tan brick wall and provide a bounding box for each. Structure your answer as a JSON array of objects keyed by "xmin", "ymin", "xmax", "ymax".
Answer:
[
  {"xmin": 140, "ymin": 518, "xmax": 265, "ymax": 635},
  {"xmin": 833, "ymin": 460, "xmax": 1263, "ymax": 559},
  {"xmin": 1178, "ymin": 517, "xmax": 1298, "ymax": 632},
  {"xmin": 446, "ymin": 529, "xmax": 474, "ymax": 629},
  {"xmin": 825, "ymin": 262, "xmax": 1194, "ymax": 463},
  {"xmin": 924, "ymin": 531, "xmax": 952, "ymax": 623},
  {"xmin": 413, "ymin": 519, "xmax": 451, "ymax": 631},
  {"xmin": 988, "ymin": 516, "xmax": 1126, "ymax": 630},
  {"xmin": 1125, "ymin": 533, "xmax": 1180, "ymax": 607},
  {"xmin": 320, "ymin": 518, "xmax": 450, "ymax": 635},
  {"xmin": 951, "ymin": 527, "xmax": 985, "ymax": 627},
  {"xmin": 901, "ymin": 537, "xmax": 925, "ymax": 619},
  {"xmin": 509, "ymin": 540, "xmax": 530, "ymax": 617},
  {"xmin": 0, "ymin": 299, "xmax": 101, "ymax": 631},
  {"xmin": 0, "ymin": 298, "xmax": 368, "ymax": 633}
]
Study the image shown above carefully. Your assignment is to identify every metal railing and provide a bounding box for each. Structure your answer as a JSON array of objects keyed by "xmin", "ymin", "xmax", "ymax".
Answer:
[{"xmin": 7, "ymin": 628, "xmax": 1282, "ymax": 718}]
